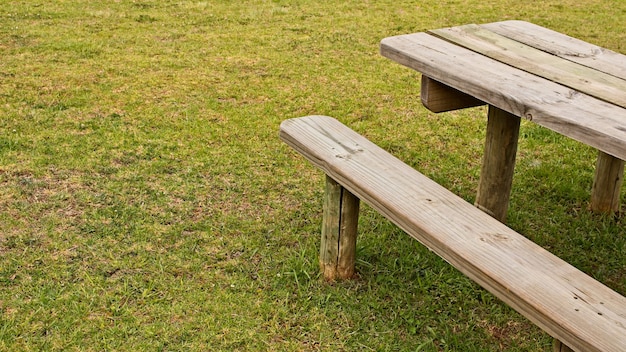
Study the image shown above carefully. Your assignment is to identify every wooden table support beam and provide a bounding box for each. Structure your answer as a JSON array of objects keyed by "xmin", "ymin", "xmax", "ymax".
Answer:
[
  {"xmin": 590, "ymin": 151, "xmax": 624, "ymax": 214},
  {"xmin": 475, "ymin": 106, "xmax": 521, "ymax": 223},
  {"xmin": 320, "ymin": 175, "xmax": 360, "ymax": 281},
  {"xmin": 554, "ymin": 339, "xmax": 575, "ymax": 352},
  {"xmin": 420, "ymin": 76, "xmax": 484, "ymax": 113}
]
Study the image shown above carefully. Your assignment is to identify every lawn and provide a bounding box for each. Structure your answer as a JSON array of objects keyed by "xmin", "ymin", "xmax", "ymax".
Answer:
[{"xmin": 1, "ymin": 0, "xmax": 624, "ymax": 351}]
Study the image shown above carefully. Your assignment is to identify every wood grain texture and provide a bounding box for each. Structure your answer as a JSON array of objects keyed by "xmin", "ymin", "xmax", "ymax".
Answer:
[
  {"xmin": 380, "ymin": 33, "xmax": 626, "ymax": 160},
  {"xmin": 420, "ymin": 75, "xmax": 485, "ymax": 113},
  {"xmin": 428, "ymin": 24, "xmax": 626, "ymax": 109},
  {"xmin": 280, "ymin": 115, "xmax": 626, "ymax": 352},
  {"xmin": 321, "ymin": 176, "xmax": 360, "ymax": 280},
  {"xmin": 591, "ymin": 151, "xmax": 625, "ymax": 213},
  {"xmin": 475, "ymin": 106, "xmax": 520, "ymax": 222},
  {"xmin": 482, "ymin": 20, "xmax": 626, "ymax": 80},
  {"xmin": 321, "ymin": 176, "xmax": 341, "ymax": 279}
]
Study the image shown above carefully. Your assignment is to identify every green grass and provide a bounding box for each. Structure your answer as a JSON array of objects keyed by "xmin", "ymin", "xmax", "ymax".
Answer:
[{"xmin": 1, "ymin": 0, "xmax": 625, "ymax": 350}]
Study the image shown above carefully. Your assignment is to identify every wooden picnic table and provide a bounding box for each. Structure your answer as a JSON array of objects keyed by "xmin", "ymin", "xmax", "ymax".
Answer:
[{"xmin": 381, "ymin": 20, "xmax": 626, "ymax": 222}]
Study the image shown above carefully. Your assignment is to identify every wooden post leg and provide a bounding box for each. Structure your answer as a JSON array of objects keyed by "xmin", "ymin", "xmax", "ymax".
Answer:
[
  {"xmin": 475, "ymin": 105, "xmax": 521, "ymax": 223},
  {"xmin": 590, "ymin": 150, "xmax": 624, "ymax": 214},
  {"xmin": 553, "ymin": 339, "xmax": 575, "ymax": 352},
  {"xmin": 320, "ymin": 175, "xmax": 360, "ymax": 281}
]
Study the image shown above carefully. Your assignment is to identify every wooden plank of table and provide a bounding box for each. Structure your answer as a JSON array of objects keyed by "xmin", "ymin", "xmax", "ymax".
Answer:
[
  {"xmin": 428, "ymin": 24, "xmax": 626, "ymax": 109},
  {"xmin": 380, "ymin": 33, "xmax": 626, "ymax": 160},
  {"xmin": 482, "ymin": 20, "xmax": 626, "ymax": 81}
]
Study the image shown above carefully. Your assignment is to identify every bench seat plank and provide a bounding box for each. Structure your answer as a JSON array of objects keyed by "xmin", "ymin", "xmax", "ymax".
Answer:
[
  {"xmin": 380, "ymin": 33, "xmax": 626, "ymax": 160},
  {"xmin": 280, "ymin": 115, "xmax": 626, "ymax": 352},
  {"xmin": 482, "ymin": 20, "xmax": 626, "ymax": 80},
  {"xmin": 429, "ymin": 24, "xmax": 626, "ymax": 109}
]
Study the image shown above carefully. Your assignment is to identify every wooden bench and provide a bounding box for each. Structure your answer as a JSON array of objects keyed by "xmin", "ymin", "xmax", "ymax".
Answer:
[{"xmin": 280, "ymin": 115, "xmax": 626, "ymax": 352}]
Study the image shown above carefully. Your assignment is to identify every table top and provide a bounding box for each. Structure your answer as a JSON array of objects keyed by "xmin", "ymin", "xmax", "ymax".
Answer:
[{"xmin": 380, "ymin": 20, "xmax": 626, "ymax": 160}]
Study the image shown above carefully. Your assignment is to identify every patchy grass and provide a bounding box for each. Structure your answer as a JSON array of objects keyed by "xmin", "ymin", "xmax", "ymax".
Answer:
[{"xmin": 0, "ymin": 0, "xmax": 624, "ymax": 351}]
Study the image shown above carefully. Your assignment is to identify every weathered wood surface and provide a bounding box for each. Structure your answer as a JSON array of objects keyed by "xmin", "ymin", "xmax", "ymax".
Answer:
[
  {"xmin": 420, "ymin": 75, "xmax": 485, "ymax": 113},
  {"xmin": 380, "ymin": 31, "xmax": 626, "ymax": 161},
  {"xmin": 475, "ymin": 106, "xmax": 520, "ymax": 222},
  {"xmin": 591, "ymin": 151, "xmax": 625, "ymax": 213},
  {"xmin": 482, "ymin": 20, "xmax": 626, "ymax": 80},
  {"xmin": 429, "ymin": 24, "xmax": 626, "ymax": 109},
  {"xmin": 321, "ymin": 175, "xmax": 360, "ymax": 280},
  {"xmin": 280, "ymin": 115, "xmax": 626, "ymax": 352}
]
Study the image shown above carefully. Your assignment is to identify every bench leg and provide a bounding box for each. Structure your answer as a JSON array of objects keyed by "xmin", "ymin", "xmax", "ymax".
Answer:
[
  {"xmin": 553, "ymin": 339, "xmax": 575, "ymax": 352},
  {"xmin": 475, "ymin": 105, "xmax": 521, "ymax": 223},
  {"xmin": 321, "ymin": 175, "xmax": 360, "ymax": 281},
  {"xmin": 590, "ymin": 150, "xmax": 624, "ymax": 214}
]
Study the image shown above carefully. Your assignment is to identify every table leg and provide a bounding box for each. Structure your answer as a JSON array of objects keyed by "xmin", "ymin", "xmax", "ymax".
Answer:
[
  {"xmin": 475, "ymin": 105, "xmax": 521, "ymax": 223},
  {"xmin": 590, "ymin": 151, "xmax": 624, "ymax": 214}
]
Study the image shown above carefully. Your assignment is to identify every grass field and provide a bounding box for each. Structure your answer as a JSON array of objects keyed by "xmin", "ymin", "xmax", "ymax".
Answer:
[{"xmin": 1, "ymin": 0, "xmax": 625, "ymax": 351}]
